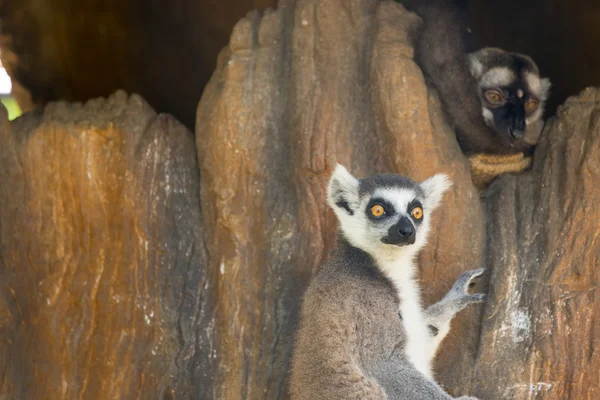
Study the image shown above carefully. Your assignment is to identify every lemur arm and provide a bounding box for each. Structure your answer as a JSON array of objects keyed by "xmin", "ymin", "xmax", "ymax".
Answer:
[{"xmin": 423, "ymin": 269, "xmax": 486, "ymax": 362}]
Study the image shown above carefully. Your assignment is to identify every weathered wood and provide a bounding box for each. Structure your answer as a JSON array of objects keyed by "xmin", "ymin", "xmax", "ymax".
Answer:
[
  {"xmin": 196, "ymin": 1, "xmax": 484, "ymax": 398},
  {"xmin": 473, "ymin": 88, "xmax": 600, "ymax": 399},
  {"xmin": 0, "ymin": 91, "xmax": 214, "ymax": 399}
]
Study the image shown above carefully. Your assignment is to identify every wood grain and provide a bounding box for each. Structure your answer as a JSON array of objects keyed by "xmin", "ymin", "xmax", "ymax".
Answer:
[{"xmin": 0, "ymin": 91, "xmax": 214, "ymax": 399}]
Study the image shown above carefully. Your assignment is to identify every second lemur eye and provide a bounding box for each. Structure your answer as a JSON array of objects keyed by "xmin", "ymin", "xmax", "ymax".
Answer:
[
  {"xmin": 411, "ymin": 206, "xmax": 423, "ymax": 220},
  {"xmin": 484, "ymin": 90, "xmax": 503, "ymax": 104},
  {"xmin": 370, "ymin": 204, "xmax": 385, "ymax": 217},
  {"xmin": 525, "ymin": 98, "xmax": 539, "ymax": 111}
]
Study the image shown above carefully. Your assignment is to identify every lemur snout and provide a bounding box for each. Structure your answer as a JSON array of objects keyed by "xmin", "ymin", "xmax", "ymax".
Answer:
[
  {"xmin": 508, "ymin": 127, "xmax": 524, "ymax": 139},
  {"xmin": 382, "ymin": 217, "xmax": 416, "ymax": 246},
  {"xmin": 507, "ymin": 103, "xmax": 526, "ymax": 139}
]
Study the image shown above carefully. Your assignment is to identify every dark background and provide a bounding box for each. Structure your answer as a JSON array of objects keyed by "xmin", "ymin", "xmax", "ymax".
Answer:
[{"xmin": 1, "ymin": 0, "xmax": 598, "ymax": 129}]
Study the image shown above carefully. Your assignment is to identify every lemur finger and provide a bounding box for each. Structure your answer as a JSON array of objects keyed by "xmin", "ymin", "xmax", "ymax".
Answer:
[
  {"xmin": 468, "ymin": 268, "xmax": 486, "ymax": 279},
  {"xmin": 456, "ymin": 293, "xmax": 487, "ymax": 308},
  {"xmin": 451, "ymin": 268, "xmax": 486, "ymax": 294},
  {"xmin": 466, "ymin": 293, "xmax": 487, "ymax": 303}
]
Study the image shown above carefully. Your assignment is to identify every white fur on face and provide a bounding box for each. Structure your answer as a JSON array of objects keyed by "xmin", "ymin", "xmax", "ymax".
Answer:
[
  {"xmin": 540, "ymin": 78, "xmax": 551, "ymax": 99},
  {"xmin": 526, "ymin": 72, "xmax": 541, "ymax": 93},
  {"xmin": 327, "ymin": 167, "xmax": 451, "ymax": 263},
  {"xmin": 526, "ymin": 107, "xmax": 544, "ymax": 126},
  {"xmin": 482, "ymin": 108, "xmax": 494, "ymax": 126},
  {"xmin": 467, "ymin": 54, "xmax": 484, "ymax": 78},
  {"xmin": 524, "ymin": 72, "xmax": 551, "ymax": 100},
  {"xmin": 480, "ymin": 67, "xmax": 516, "ymax": 88},
  {"xmin": 335, "ymin": 187, "xmax": 424, "ymax": 263}
]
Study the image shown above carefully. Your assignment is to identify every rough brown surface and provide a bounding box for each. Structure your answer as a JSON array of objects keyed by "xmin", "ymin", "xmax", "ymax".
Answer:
[
  {"xmin": 196, "ymin": 1, "xmax": 484, "ymax": 398},
  {"xmin": 472, "ymin": 88, "xmax": 600, "ymax": 399},
  {"xmin": 0, "ymin": 91, "xmax": 215, "ymax": 399}
]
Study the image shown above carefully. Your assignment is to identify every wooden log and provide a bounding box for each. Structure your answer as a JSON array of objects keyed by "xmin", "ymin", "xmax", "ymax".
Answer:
[
  {"xmin": 0, "ymin": 91, "xmax": 215, "ymax": 399},
  {"xmin": 473, "ymin": 88, "xmax": 600, "ymax": 399}
]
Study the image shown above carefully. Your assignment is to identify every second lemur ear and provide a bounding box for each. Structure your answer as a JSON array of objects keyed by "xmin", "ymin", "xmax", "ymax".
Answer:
[
  {"xmin": 327, "ymin": 164, "xmax": 360, "ymax": 216},
  {"xmin": 540, "ymin": 77, "xmax": 552, "ymax": 100},
  {"xmin": 467, "ymin": 50, "xmax": 485, "ymax": 79},
  {"xmin": 420, "ymin": 173, "xmax": 452, "ymax": 211}
]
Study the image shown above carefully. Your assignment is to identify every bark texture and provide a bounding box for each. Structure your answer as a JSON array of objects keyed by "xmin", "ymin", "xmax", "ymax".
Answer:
[
  {"xmin": 0, "ymin": 91, "xmax": 215, "ymax": 399},
  {"xmin": 473, "ymin": 87, "xmax": 600, "ymax": 399}
]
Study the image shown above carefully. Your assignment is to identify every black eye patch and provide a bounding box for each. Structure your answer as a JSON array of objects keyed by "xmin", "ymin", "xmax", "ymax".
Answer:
[
  {"xmin": 407, "ymin": 199, "xmax": 424, "ymax": 224},
  {"xmin": 366, "ymin": 198, "xmax": 395, "ymax": 221}
]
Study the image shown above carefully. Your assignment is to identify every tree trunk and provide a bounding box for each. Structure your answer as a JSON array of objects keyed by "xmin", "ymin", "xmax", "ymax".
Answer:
[
  {"xmin": 0, "ymin": 91, "xmax": 215, "ymax": 398},
  {"xmin": 474, "ymin": 88, "xmax": 600, "ymax": 399}
]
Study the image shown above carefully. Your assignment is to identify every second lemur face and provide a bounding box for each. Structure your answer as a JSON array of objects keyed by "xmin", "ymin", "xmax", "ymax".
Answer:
[
  {"xmin": 468, "ymin": 48, "xmax": 551, "ymax": 145},
  {"xmin": 327, "ymin": 164, "xmax": 451, "ymax": 258}
]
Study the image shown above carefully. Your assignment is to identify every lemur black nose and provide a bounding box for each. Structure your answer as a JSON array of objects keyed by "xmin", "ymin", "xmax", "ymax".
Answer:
[
  {"xmin": 396, "ymin": 218, "xmax": 416, "ymax": 245},
  {"xmin": 508, "ymin": 127, "xmax": 525, "ymax": 139},
  {"xmin": 381, "ymin": 217, "xmax": 416, "ymax": 246},
  {"xmin": 508, "ymin": 105, "xmax": 526, "ymax": 139},
  {"xmin": 398, "ymin": 225, "xmax": 414, "ymax": 237}
]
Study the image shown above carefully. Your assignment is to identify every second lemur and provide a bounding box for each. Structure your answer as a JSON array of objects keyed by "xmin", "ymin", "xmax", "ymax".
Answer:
[
  {"xmin": 289, "ymin": 165, "xmax": 485, "ymax": 399},
  {"xmin": 407, "ymin": 0, "xmax": 551, "ymax": 155}
]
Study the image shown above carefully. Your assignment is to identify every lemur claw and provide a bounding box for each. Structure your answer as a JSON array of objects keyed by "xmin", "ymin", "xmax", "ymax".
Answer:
[
  {"xmin": 464, "ymin": 293, "xmax": 487, "ymax": 305},
  {"xmin": 450, "ymin": 268, "xmax": 485, "ymax": 295},
  {"xmin": 442, "ymin": 268, "xmax": 487, "ymax": 309}
]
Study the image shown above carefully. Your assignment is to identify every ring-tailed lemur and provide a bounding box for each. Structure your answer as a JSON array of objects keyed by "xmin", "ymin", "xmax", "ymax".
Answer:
[
  {"xmin": 406, "ymin": 0, "xmax": 551, "ymax": 155},
  {"xmin": 289, "ymin": 164, "xmax": 485, "ymax": 399}
]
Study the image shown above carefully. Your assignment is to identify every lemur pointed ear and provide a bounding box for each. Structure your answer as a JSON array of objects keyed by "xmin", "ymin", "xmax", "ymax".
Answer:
[
  {"xmin": 420, "ymin": 173, "xmax": 452, "ymax": 211},
  {"xmin": 540, "ymin": 77, "xmax": 551, "ymax": 100},
  {"xmin": 327, "ymin": 164, "xmax": 360, "ymax": 216},
  {"xmin": 467, "ymin": 51, "xmax": 484, "ymax": 79}
]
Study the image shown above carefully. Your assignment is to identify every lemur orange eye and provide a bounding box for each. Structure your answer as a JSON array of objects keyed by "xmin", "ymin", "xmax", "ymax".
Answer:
[
  {"xmin": 525, "ymin": 98, "xmax": 539, "ymax": 111},
  {"xmin": 485, "ymin": 90, "xmax": 503, "ymax": 104},
  {"xmin": 411, "ymin": 206, "xmax": 423, "ymax": 220},
  {"xmin": 371, "ymin": 204, "xmax": 385, "ymax": 217}
]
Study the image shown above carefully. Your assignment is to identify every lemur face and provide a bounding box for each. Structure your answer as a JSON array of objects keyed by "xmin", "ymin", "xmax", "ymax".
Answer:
[
  {"xmin": 327, "ymin": 165, "xmax": 451, "ymax": 258},
  {"xmin": 468, "ymin": 48, "xmax": 551, "ymax": 146}
]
